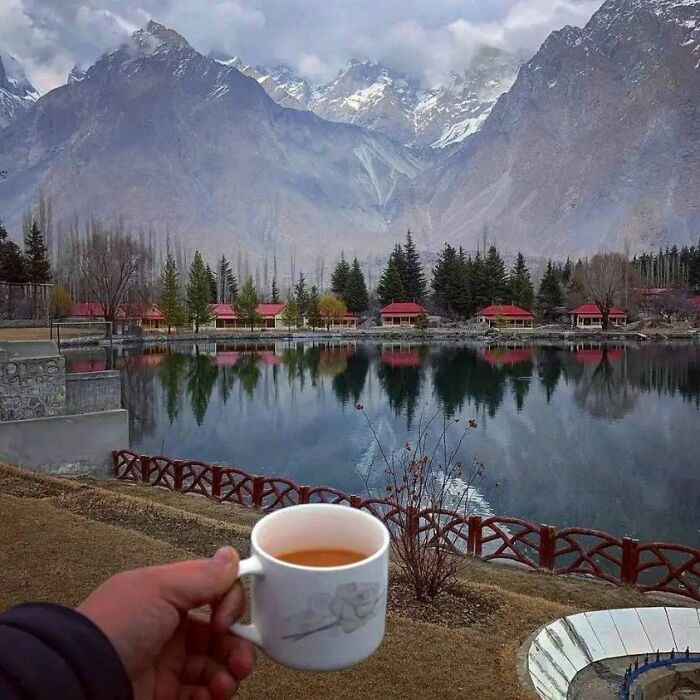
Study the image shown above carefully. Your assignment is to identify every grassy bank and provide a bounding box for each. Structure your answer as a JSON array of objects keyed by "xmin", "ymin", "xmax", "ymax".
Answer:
[{"xmin": 0, "ymin": 465, "xmax": 670, "ymax": 699}]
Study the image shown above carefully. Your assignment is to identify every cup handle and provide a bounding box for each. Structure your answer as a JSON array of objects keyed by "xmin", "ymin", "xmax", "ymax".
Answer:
[{"xmin": 229, "ymin": 555, "xmax": 264, "ymax": 647}]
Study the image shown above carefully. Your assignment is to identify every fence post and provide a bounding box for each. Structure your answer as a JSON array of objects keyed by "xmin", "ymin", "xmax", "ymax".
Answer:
[
  {"xmin": 140, "ymin": 455, "xmax": 151, "ymax": 484},
  {"xmin": 173, "ymin": 461, "xmax": 183, "ymax": 492},
  {"xmin": 298, "ymin": 486, "xmax": 309, "ymax": 504},
  {"xmin": 349, "ymin": 495, "xmax": 363, "ymax": 509},
  {"xmin": 468, "ymin": 515, "xmax": 483, "ymax": 557},
  {"xmin": 621, "ymin": 537, "xmax": 640, "ymax": 585},
  {"xmin": 252, "ymin": 476, "xmax": 265, "ymax": 508},
  {"xmin": 211, "ymin": 467, "xmax": 222, "ymax": 501},
  {"xmin": 539, "ymin": 524, "xmax": 557, "ymax": 570}
]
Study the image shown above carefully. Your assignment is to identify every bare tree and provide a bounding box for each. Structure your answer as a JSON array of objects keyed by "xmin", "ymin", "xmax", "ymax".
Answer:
[
  {"xmin": 73, "ymin": 219, "xmax": 153, "ymax": 333},
  {"xmin": 356, "ymin": 405, "xmax": 484, "ymax": 601},
  {"xmin": 582, "ymin": 253, "xmax": 634, "ymax": 330}
]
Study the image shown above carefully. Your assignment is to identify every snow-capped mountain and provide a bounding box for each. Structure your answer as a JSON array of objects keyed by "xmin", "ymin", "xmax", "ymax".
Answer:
[
  {"xmin": 67, "ymin": 65, "xmax": 87, "ymax": 84},
  {"xmin": 218, "ymin": 48, "xmax": 521, "ymax": 149},
  {"xmin": 0, "ymin": 21, "xmax": 426, "ymax": 266},
  {"xmin": 389, "ymin": 0, "xmax": 700, "ymax": 256},
  {"xmin": 0, "ymin": 49, "xmax": 39, "ymax": 129}
]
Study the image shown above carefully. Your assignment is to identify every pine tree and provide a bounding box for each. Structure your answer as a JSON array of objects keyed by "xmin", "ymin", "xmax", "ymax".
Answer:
[
  {"xmin": 205, "ymin": 264, "xmax": 217, "ymax": 303},
  {"xmin": 507, "ymin": 253, "xmax": 535, "ymax": 310},
  {"xmin": 217, "ymin": 256, "xmax": 237, "ymax": 303},
  {"xmin": 483, "ymin": 245, "xmax": 507, "ymax": 304},
  {"xmin": 280, "ymin": 292, "xmax": 299, "ymax": 330},
  {"xmin": 344, "ymin": 258, "xmax": 369, "ymax": 313},
  {"xmin": 537, "ymin": 260, "xmax": 564, "ymax": 321},
  {"xmin": 186, "ymin": 251, "xmax": 214, "ymax": 333},
  {"xmin": 271, "ymin": 276, "xmax": 280, "ymax": 303},
  {"xmin": 236, "ymin": 277, "xmax": 262, "ymax": 331},
  {"xmin": 392, "ymin": 244, "xmax": 408, "ymax": 293},
  {"xmin": 330, "ymin": 254, "xmax": 351, "ymax": 299},
  {"xmin": 0, "ymin": 219, "xmax": 26, "ymax": 283},
  {"xmin": 306, "ymin": 285, "xmax": 322, "ymax": 329},
  {"xmin": 159, "ymin": 254, "xmax": 184, "ymax": 333},
  {"xmin": 431, "ymin": 244, "xmax": 471, "ymax": 316},
  {"xmin": 24, "ymin": 220, "xmax": 51, "ymax": 283},
  {"xmin": 402, "ymin": 230, "xmax": 427, "ymax": 302},
  {"xmin": 294, "ymin": 271, "xmax": 308, "ymax": 318},
  {"xmin": 376, "ymin": 257, "xmax": 405, "ymax": 307},
  {"xmin": 470, "ymin": 251, "xmax": 489, "ymax": 311}
]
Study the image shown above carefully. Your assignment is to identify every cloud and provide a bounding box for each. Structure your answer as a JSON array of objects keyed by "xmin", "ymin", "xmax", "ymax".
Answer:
[{"xmin": 0, "ymin": 0, "xmax": 604, "ymax": 92}]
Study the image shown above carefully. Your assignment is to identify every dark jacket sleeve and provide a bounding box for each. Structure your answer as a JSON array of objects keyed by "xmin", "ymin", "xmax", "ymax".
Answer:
[{"xmin": 0, "ymin": 602, "xmax": 132, "ymax": 700}]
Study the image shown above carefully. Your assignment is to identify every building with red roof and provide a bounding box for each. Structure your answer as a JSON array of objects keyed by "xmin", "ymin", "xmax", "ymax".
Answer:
[
  {"xmin": 70, "ymin": 302, "xmax": 105, "ymax": 318},
  {"xmin": 380, "ymin": 302, "xmax": 428, "ymax": 327},
  {"xmin": 570, "ymin": 304, "xmax": 627, "ymax": 329},
  {"xmin": 475, "ymin": 305, "xmax": 534, "ymax": 328}
]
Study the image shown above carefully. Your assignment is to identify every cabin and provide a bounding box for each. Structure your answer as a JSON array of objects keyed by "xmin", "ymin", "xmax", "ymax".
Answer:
[
  {"xmin": 140, "ymin": 305, "xmax": 165, "ymax": 330},
  {"xmin": 258, "ymin": 303, "xmax": 286, "ymax": 329},
  {"xmin": 475, "ymin": 304, "xmax": 534, "ymax": 328},
  {"xmin": 380, "ymin": 302, "xmax": 428, "ymax": 327},
  {"xmin": 326, "ymin": 313, "xmax": 358, "ymax": 330},
  {"xmin": 570, "ymin": 304, "xmax": 627, "ymax": 329}
]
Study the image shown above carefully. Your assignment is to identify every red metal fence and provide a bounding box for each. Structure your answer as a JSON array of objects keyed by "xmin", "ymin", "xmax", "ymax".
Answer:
[{"xmin": 113, "ymin": 450, "xmax": 700, "ymax": 603}]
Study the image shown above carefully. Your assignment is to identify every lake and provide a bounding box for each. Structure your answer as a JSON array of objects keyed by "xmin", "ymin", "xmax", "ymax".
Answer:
[{"xmin": 63, "ymin": 340, "xmax": 700, "ymax": 547}]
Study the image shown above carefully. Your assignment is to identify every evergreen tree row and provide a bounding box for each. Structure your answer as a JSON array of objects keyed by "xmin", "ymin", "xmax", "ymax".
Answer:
[
  {"xmin": 0, "ymin": 218, "xmax": 51, "ymax": 284},
  {"xmin": 431, "ymin": 244, "xmax": 534, "ymax": 317},
  {"xmin": 376, "ymin": 230, "xmax": 427, "ymax": 306}
]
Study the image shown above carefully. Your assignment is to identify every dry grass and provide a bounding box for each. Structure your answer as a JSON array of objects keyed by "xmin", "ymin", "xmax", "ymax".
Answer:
[
  {"xmin": 0, "ymin": 326, "xmax": 90, "ymax": 341},
  {"xmin": 0, "ymin": 465, "xmax": 673, "ymax": 699}
]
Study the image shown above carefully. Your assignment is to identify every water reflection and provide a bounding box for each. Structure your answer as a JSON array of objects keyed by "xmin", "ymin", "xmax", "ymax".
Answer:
[{"xmin": 62, "ymin": 340, "xmax": 700, "ymax": 545}]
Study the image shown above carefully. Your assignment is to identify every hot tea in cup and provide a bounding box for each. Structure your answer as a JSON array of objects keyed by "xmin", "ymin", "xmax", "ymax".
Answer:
[{"xmin": 229, "ymin": 503, "xmax": 390, "ymax": 671}]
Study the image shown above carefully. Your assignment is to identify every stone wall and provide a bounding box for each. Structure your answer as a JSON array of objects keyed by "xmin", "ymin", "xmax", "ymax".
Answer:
[
  {"xmin": 0, "ymin": 409, "xmax": 129, "ymax": 474},
  {"xmin": 0, "ymin": 355, "xmax": 66, "ymax": 421},
  {"xmin": 66, "ymin": 371, "xmax": 121, "ymax": 414}
]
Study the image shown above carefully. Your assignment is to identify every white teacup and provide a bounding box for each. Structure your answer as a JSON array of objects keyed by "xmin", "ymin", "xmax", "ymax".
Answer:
[{"xmin": 230, "ymin": 503, "xmax": 390, "ymax": 671}]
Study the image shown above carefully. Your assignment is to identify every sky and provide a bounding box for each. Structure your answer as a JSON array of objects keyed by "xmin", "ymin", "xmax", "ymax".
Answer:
[{"xmin": 0, "ymin": 0, "xmax": 604, "ymax": 93}]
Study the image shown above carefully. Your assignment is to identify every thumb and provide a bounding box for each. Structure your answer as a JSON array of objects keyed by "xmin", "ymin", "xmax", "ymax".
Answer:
[{"xmin": 153, "ymin": 547, "xmax": 240, "ymax": 611}]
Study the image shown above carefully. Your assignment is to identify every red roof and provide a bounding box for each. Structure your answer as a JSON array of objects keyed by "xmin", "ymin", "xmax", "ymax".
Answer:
[
  {"xmin": 570, "ymin": 304, "xmax": 627, "ymax": 317},
  {"xmin": 381, "ymin": 350, "xmax": 422, "ymax": 367},
  {"xmin": 141, "ymin": 304, "xmax": 164, "ymax": 321},
  {"xmin": 257, "ymin": 303, "xmax": 285, "ymax": 317},
  {"xmin": 483, "ymin": 348, "xmax": 533, "ymax": 365},
  {"xmin": 690, "ymin": 296, "xmax": 700, "ymax": 307},
  {"xmin": 477, "ymin": 304, "xmax": 533, "ymax": 319},
  {"xmin": 380, "ymin": 302, "xmax": 427, "ymax": 315},
  {"xmin": 211, "ymin": 303, "xmax": 236, "ymax": 320},
  {"xmin": 71, "ymin": 302, "xmax": 104, "ymax": 317}
]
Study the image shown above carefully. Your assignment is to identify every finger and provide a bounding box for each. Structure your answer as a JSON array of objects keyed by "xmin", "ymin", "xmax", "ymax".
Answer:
[
  {"xmin": 225, "ymin": 636, "xmax": 256, "ymax": 681},
  {"xmin": 153, "ymin": 547, "xmax": 240, "ymax": 612},
  {"xmin": 184, "ymin": 614, "xmax": 213, "ymax": 655},
  {"xmin": 211, "ymin": 581, "xmax": 245, "ymax": 633},
  {"xmin": 209, "ymin": 668, "xmax": 238, "ymax": 700}
]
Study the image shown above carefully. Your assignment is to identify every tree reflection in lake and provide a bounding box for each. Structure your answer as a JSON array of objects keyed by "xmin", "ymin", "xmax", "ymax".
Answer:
[
  {"xmin": 376, "ymin": 346, "xmax": 426, "ymax": 428},
  {"xmin": 572, "ymin": 346, "xmax": 638, "ymax": 420},
  {"xmin": 61, "ymin": 339, "xmax": 700, "ymax": 545}
]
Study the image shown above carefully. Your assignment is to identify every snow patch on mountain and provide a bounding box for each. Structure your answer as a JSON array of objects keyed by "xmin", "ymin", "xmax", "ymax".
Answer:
[
  {"xmin": 217, "ymin": 48, "xmax": 521, "ymax": 149},
  {"xmin": 0, "ymin": 49, "xmax": 39, "ymax": 128}
]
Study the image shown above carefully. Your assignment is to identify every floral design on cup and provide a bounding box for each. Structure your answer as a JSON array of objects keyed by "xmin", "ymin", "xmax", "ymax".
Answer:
[{"xmin": 282, "ymin": 582, "xmax": 383, "ymax": 642}]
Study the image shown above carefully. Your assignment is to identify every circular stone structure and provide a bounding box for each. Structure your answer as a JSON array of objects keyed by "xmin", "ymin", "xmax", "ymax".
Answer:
[{"xmin": 524, "ymin": 607, "xmax": 700, "ymax": 699}]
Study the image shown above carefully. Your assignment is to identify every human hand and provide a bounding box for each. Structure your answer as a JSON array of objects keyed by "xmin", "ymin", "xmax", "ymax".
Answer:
[{"xmin": 78, "ymin": 547, "xmax": 255, "ymax": 700}]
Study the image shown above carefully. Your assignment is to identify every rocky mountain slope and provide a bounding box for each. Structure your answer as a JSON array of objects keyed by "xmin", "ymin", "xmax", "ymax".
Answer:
[
  {"xmin": 220, "ymin": 48, "xmax": 521, "ymax": 149},
  {"xmin": 389, "ymin": 0, "xmax": 700, "ymax": 256},
  {"xmin": 0, "ymin": 22, "xmax": 426, "ymax": 265},
  {"xmin": 0, "ymin": 50, "xmax": 39, "ymax": 129}
]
